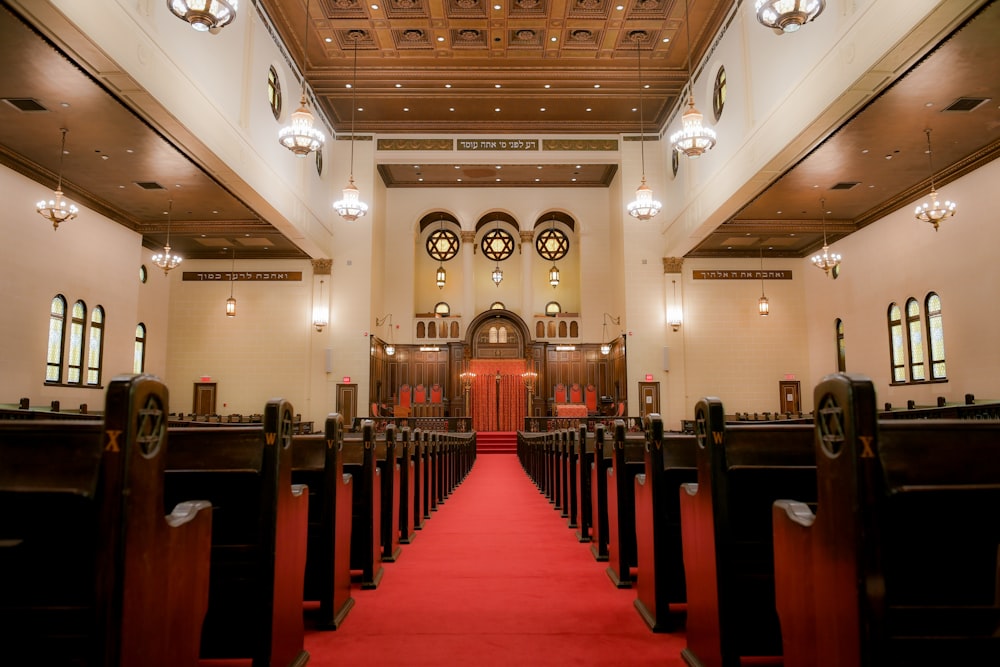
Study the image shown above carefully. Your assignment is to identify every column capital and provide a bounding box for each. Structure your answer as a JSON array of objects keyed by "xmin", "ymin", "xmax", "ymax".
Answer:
[
  {"xmin": 312, "ymin": 258, "xmax": 333, "ymax": 275},
  {"xmin": 663, "ymin": 257, "xmax": 684, "ymax": 274},
  {"xmin": 461, "ymin": 230, "xmax": 476, "ymax": 248},
  {"xmin": 519, "ymin": 230, "xmax": 534, "ymax": 244}
]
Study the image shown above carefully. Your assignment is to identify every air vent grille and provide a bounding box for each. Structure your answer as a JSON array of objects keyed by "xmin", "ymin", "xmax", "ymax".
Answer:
[
  {"xmin": 134, "ymin": 181, "xmax": 166, "ymax": 190},
  {"xmin": 2, "ymin": 98, "xmax": 48, "ymax": 112},
  {"xmin": 831, "ymin": 181, "xmax": 860, "ymax": 190},
  {"xmin": 943, "ymin": 97, "xmax": 990, "ymax": 112}
]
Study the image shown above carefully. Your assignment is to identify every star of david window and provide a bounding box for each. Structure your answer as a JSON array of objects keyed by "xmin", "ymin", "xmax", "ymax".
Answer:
[
  {"xmin": 535, "ymin": 227, "xmax": 569, "ymax": 261},
  {"xmin": 481, "ymin": 228, "xmax": 515, "ymax": 261},
  {"xmin": 426, "ymin": 228, "xmax": 460, "ymax": 261}
]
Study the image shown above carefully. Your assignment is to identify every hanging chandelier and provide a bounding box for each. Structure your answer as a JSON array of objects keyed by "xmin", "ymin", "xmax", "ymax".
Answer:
[
  {"xmin": 334, "ymin": 34, "xmax": 369, "ymax": 221},
  {"xmin": 279, "ymin": 1, "xmax": 324, "ymax": 156},
  {"xmin": 626, "ymin": 31, "xmax": 662, "ymax": 221},
  {"xmin": 36, "ymin": 128, "xmax": 78, "ymax": 230},
  {"xmin": 758, "ymin": 245, "xmax": 769, "ymax": 316},
  {"xmin": 754, "ymin": 0, "xmax": 825, "ymax": 35},
  {"xmin": 548, "ymin": 264, "xmax": 560, "ymax": 288},
  {"xmin": 436, "ymin": 264, "xmax": 447, "ymax": 289},
  {"xmin": 226, "ymin": 247, "xmax": 237, "ymax": 317},
  {"xmin": 151, "ymin": 199, "xmax": 183, "ymax": 275},
  {"xmin": 671, "ymin": 0, "xmax": 717, "ymax": 158},
  {"xmin": 811, "ymin": 198, "xmax": 842, "ymax": 277},
  {"xmin": 492, "ymin": 264, "xmax": 504, "ymax": 286},
  {"xmin": 914, "ymin": 128, "xmax": 956, "ymax": 231},
  {"xmin": 167, "ymin": 0, "xmax": 238, "ymax": 34}
]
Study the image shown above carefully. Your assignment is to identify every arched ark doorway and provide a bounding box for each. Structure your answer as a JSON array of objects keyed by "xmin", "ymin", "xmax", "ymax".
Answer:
[{"xmin": 465, "ymin": 310, "xmax": 531, "ymax": 431}]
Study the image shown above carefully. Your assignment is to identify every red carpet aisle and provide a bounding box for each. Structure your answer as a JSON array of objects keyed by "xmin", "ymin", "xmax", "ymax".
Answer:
[{"xmin": 305, "ymin": 455, "xmax": 686, "ymax": 666}]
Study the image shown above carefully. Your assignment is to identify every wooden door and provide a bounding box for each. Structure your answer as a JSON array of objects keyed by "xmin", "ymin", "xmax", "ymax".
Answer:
[
  {"xmin": 193, "ymin": 382, "xmax": 216, "ymax": 416},
  {"xmin": 779, "ymin": 380, "xmax": 801, "ymax": 415},
  {"xmin": 638, "ymin": 382, "xmax": 660, "ymax": 418},
  {"xmin": 337, "ymin": 384, "xmax": 358, "ymax": 428}
]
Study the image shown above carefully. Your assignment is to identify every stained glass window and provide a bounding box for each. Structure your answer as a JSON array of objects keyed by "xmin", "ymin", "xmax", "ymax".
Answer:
[
  {"xmin": 713, "ymin": 66, "xmax": 727, "ymax": 121},
  {"xmin": 426, "ymin": 228, "xmax": 460, "ymax": 261},
  {"xmin": 67, "ymin": 300, "xmax": 86, "ymax": 384},
  {"xmin": 481, "ymin": 227, "xmax": 515, "ymax": 261},
  {"xmin": 545, "ymin": 301, "xmax": 561, "ymax": 316},
  {"xmin": 836, "ymin": 318, "xmax": 846, "ymax": 372},
  {"xmin": 535, "ymin": 227, "xmax": 569, "ymax": 261},
  {"xmin": 46, "ymin": 295, "xmax": 67, "ymax": 383},
  {"xmin": 134, "ymin": 323, "xmax": 147, "ymax": 374},
  {"xmin": 267, "ymin": 66, "xmax": 282, "ymax": 121},
  {"xmin": 906, "ymin": 298, "xmax": 925, "ymax": 381},
  {"xmin": 434, "ymin": 302, "xmax": 450, "ymax": 316},
  {"xmin": 87, "ymin": 306, "xmax": 105, "ymax": 386},
  {"xmin": 926, "ymin": 292, "xmax": 947, "ymax": 379},
  {"xmin": 888, "ymin": 303, "xmax": 905, "ymax": 383}
]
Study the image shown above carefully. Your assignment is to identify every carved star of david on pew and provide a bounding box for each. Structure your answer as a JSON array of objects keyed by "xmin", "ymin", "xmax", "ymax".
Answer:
[
  {"xmin": 136, "ymin": 395, "xmax": 165, "ymax": 458},
  {"xmin": 817, "ymin": 393, "xmax": 845, "ymax": 459},
  {"xmin": 280, "ymin": 413, "xmax": 294, "ymax": 450},
  {"xmin": 694, "ymin": 410, "xmax": 708, "ymax": 450}
]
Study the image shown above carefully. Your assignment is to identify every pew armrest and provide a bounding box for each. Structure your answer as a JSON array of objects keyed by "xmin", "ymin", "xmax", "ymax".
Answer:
[
  {"xmin": 773, "ymin": 499, "xmax": 815, "ymax": 528},
  {"xmin": 291, "ymin": 483, "xmax": 308, "ymax": 497},
  {"xmin": 681, "ymin": 482, "xmax": 698, "ymax": 496},
  {"xmin": 165, "ymin": 499, "xmax": 212, "ymax": 528}
]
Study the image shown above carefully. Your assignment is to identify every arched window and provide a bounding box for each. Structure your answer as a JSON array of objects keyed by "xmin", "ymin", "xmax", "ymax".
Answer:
[
  {"xmin": 545, "ymin": 301, "xmax": 561, "ymax": 316},
  {"xmin": 46, "ymin": 295, "xmax": 67, "ymax": 383},
  {"xmin": 133, "ymin": 323, "xmax": 147, "ymax": 374},
  {"xmin": 835, "ymin": 318, "xmax": 846, "ymax": 372},
  {"xmin": 498, "ymin": 326, "xmax": 508, "ymax": 343},
  {"xmin": 906, "ymin": 298, "xmax": 925, "ymax": 381},
  {"xmin": 489, "ymin": 326, "xmax": 498, "ymax": 343},
  {"xmin": 87, "ymin": 306, "xmax": 105, "ymax": 386},
  {"xmin": 67, "ymin": 300, "xmax": 86, "ymax": 384},
  {"xmin": 887, "ymin": 304, "xmax": 905, "ymax": 383},
  {"xmin": 267, "ymin": 65, "xmax": 282, "ymax": 120},
  {"xmin": 434, "ymin": 302, "xmax": 450, "ymax": 316},
  {"xmin": 416, "ymin": 321, "xmax": 426, "ymax": 338},
  {"xmin": 925, "ymin": 292, "xmax": 947, "ymax": 380}
]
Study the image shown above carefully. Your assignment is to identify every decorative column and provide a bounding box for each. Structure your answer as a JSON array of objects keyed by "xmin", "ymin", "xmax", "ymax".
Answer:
[
  {"xmin": 663, "ymin": 257, "xmax": 683, "ymax": 333},
  {"xmin": 311, "ymin": 258, "xmax": 333, "ymax": 333},
  {"xmin": 520, "ymin": 229, "xmax": 534, "ymax": 317},
  {"xmin": 461, "ymin": 230, "xmax": 475, "ymax": 321},
  {"xmin": 662, "ymin": 257, "xmax": 685, "ymax": 431}
]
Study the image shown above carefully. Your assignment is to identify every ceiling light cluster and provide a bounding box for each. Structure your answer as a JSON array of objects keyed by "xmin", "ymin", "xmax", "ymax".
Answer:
[
  {"xmin": 168, "ymin": 0, "xmax": 238, "ymax": 34},
  {"xmin": 670, "ymin": 0, "xmax": 717, "ymax": 159},
  {"xmin": 36, "ymin": 127, "xmax": 78, "ymax": 230},
  {"xmin": 754, "ymin": 0, "xmax": 825, "ymax": 35},
  {"xmin": 626, "ymin": 31, "xmax": 661, "ymax": 221},
  {"xmin": 914, "ymin": 128, "xmax": 957, "ymax": 230}
]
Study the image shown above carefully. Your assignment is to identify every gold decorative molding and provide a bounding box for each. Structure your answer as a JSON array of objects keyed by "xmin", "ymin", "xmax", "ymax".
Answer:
[
  {"xmin": 377, "ymin": 138, "xmax": 454, "ymax": 151},
  {"xmin": 312, "ymin": 259, "xmax": 333, "ymax": 275},
  {"xmin": 336, "ymin": 134, "xmax": 373, "ymax": 141},
  {"xmin": 460, "ymin": 230, "xmax": 476, "ymax": 245},
  {"xmin": 663, "ymin": 257, "xmax": 684, "ymax": 274},
  {"xmin": 543, "ymin": 139, "xmax": 619, "ymax": 151},
  {"xmin": 519, "ymin": 230, "xmax": 534, "ymax": 244}
]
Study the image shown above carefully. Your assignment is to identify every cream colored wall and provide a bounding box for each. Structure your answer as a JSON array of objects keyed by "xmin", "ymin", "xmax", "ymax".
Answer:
[
  {"xmin": 0, "ymin": 164, "xmax": 168, "ymax": 409},
  {"xmin": 802, "ymin": 158, "xmax": 1000, "ymax": 408}
]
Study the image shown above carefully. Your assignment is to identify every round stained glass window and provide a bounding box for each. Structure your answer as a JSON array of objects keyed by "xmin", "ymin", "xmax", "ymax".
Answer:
[
  {"xmin": 481, "ymin": 227, "xmax": 515, "ymax": 261},
  {"xmin": 267, "ymin": 65, "xmax": 282, "ymax": 121},
  {"xmin": 713, "ymin": 65, "xmax": 726, "ymax": 122},
  {"xmin": 535, "ymin": 227, "xmax": 569, "ymax": 261},
  {"xmin": 426, "ymin": 228, "xmax": 460, "ymax": 261}
]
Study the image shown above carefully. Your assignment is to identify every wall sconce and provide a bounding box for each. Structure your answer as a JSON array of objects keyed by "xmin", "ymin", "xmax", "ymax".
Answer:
[
  {"xmin": 601, "ymin": 313, "xmax": 620, "ymax": 355},
  {"xmin": 667, "ymin": 279, "xmax": 682, "ymax": 331},
  {"xmin": 312, "ymin": 279, "xmax": 329, "ymax": 332},
  {"xmin": 376, "ymin": 313, "xmax": 395, "ymax": 355}
]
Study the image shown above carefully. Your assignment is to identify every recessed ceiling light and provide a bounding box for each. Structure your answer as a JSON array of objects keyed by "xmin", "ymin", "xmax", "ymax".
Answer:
[
  {"xmin": 395, "ymin": 83, "xmax": 402, "ymax": 88},
  {"xmin": 662, "ymin": 37, "xmax": 670, "ymax": 42},
  {"xmin": 575, "ymin": 165, "xmax": 581, "ymax": 169},
  {"xmin": 537, "ymin": 165, "xmax": 543, "ymax": 169},
  {"xmin": 370, "ymin": 4, "xmax": 378, "ymax": 9},
  {"xmin": 550, "ymin": 36, "xmax": 557, "ymax": 42},
  {"xmin": 325, "ymin": 37, "xmax": 332, "ymax": 43},
  {"xmin": 496, "ymin": 178, "xmax": 501, "ymax": 182},
  {"xmin": 437, "ymin": 36, "xmax": 445, "ymax": 42},
  {"xmin": 616, "ymin": 4, "xmax": 624, "ymax": 9},
  {"xmin": 585, "ymin": 108, "xmax": 592, "ymax": 112},
  {"xmin": 445, "ymin": 84, "xmax": 452, "ymax": 88},
  {"xmin": 925, "ymin": 102, "xmax": 934, "ymax": 107},
  {"xmin": 457, "ymin": 178, "xmax": 462, "ymax": 182},
  {"xmin": 632, "ymin": 107, "xmax": 637, "ymax": 112},
  {"xmin": 495, "ymin": 84, "xmax": 502, "ymax": 88},
  {"xmin": 544, "ymin": 84, "xmax": 551, "ymax": 89},
  {"xmin": 494, "ymin": 107, "xmax": 501, "ymax": 112},
  {"xmin": 571, "ymin": 178, "xmax": 577, "ymax": 182},
  {"xmin": 418, "ymin": 177, "xmax": 424, "ymax": 182},
  {"xmin": 644, "ymin": 84, "xmax": 650, "ymax": 89},
  {"xmin": 535, "ymin": 178, "xmax": 541, "ymax": 182},
  {"xmin": 357, "ymin": 106, "xmax": 364, "ymax": 111},
  {"xmin": 495, "ymin": 165, "xmax": 502, "ymax": 169},
  {"xmin": 346, "ymin": 83, "xmax": 352, "ymax": 88},
  {"xmin": 540, "ymin": 107, "xmax": 546, "ymax": 112},
  {"xmin": 126, "ymin": 149, "xmax": 134, "ymax": 154},
  {"xmin": 861, "ymin": 149, "xmax": 869, "ymax": 154},
  {"xmin": 119, "ymin": 184, "xmax": 125, "ymax": 189},
  {"xmin": 455, "ymin": 165, "xmax": 461, "ymax": 169},
  {"xmin": 493, "ymin": 3, "xmax": 501, "ymax": 9},
  {"xmin": 449, "ymin": 107, "xmax": 455, "ymax": 112},
  {"xmin": 403, "ymin": 107, "xmax": 409, "ymax": 111},
  {"xmin": 594, "ymin": 84, "xmax": 600, "ymax": 89},
  {"xmin": 414, "ymin": 165, "xmax": 420, "ymax": 169}
]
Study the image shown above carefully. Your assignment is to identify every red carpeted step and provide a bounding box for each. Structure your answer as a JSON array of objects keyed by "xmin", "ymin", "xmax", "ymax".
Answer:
[{"xmin": 475, "ymin": 431, "xmax": 517, "ymax": 454}]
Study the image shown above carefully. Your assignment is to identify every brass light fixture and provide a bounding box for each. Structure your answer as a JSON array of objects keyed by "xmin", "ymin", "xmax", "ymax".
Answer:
[
  {"xmin": 671, "ymin": 0, "xmax": 717, "ymax": 158},
  {"xmin": 36, "ymin": 128, "xmax": 78, "ymax": 230},
  {"xmin": 626, "ymin": 31, "xmax": 662, "ymax": 221},
  {"xmin": 914, "ymin": 128, "xmax": 957, "ymax": 231},
  {"xmin": 151, "ymin": 199, "xmax": 182, "ymax": 275},
  {"xmin": 811, "ymin": 198, "xmax": 842, "ymax": 277},
  {"xmin": 755, "ymin": 0, "xmax": 825, "ymax": 35},
  {"xmin": 435, "ymin": 217, "xmax": 447, "ymax": 289},
  {"xmin": 667, "ymin": 280, "xmax": 683, "ymax": 331},
  {"xmin": 491, "ymin": 263, "xmax": 504, "ymax": 287},
  {"xmin": 601, "ymin": 313, "xmax": 620, "ymax": 355},
  {"xmin": 278, "ymin": 0, "xmax": 325, "ymax": 156},
  {"xmin": 376, "ymin": 313, "xmax": 395, "ymax": 356},
  {"xmin": 758, "ymin": 245, "xmax": 770, "ymax": 316},
  {"xmin": 225, "ymin": 247, "xmax": 237, "ymax": 317},
  {"xmin": 167, "ymin": 0, "xmax": 238, "ymax": 34},
  {"xmin": 313, "ymin": 279, "xmax": 328, "ymax": 331},
  {"xmin": 334, "ymin": 34, "xmax": 369, "ymax": 221}
]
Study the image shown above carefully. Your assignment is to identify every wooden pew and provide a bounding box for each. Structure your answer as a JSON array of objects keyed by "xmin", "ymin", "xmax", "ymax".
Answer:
[
  {"xmin": 773, "ymin": 373, "xmax": 1000, "ymax": 667},
  {"xmin": 605, "ymin": 420, "xmax": 645, "ymax": 588},
  {"xmin": 415, "ymin": 429, "xmax": 428, "ymax": 527},
  {"xmin": 565, "ymin": 426, "xmax": 579, "ymax": 529},
  {"xmin": 589, "ymin": 423, "xmax": 611, "ymax": 562},
  {"xmin": 633, "ymin": 414, "xmax": 697, "ymax": 632},
  {"xmin": 679, "ymin": 399, "xmax": 815, "ymax": 667},
  {"xmin": 165, "ymin": 398, "xmax": 309, "ymax": 667},
  {"xmin": 399, "ymin": 427, "xmax": 417, "ymax": 544},
  {"xmin": 0, "ymin": 374, "xmax": 212, "ymax": 667},
  {"xmin": 377, "ymin": 423, "xmax": 402, "ymax": 562},
  {"xmin": 291, "ymin": 413, "xmax": 355, "ymax": 630},
  {"xmin": 344, "ymin": 421, "xmax": 383, "ymax": 589},
  {"xmin": 574, "ymin": 423, "xmax": 593, "ymax": 543}
]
